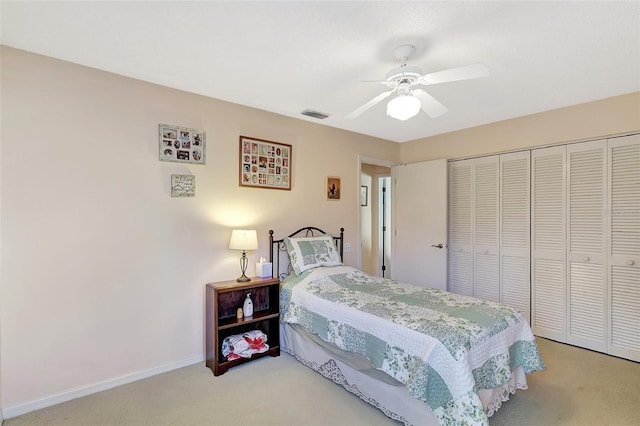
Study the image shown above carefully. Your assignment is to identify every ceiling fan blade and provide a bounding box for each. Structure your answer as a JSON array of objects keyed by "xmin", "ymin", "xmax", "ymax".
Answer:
[
  {"xmin": 346, "ymin": 90, "xmax": 395, "ymax": 119},
  {"xmin": 413, "ymin": 89, "xmax": 448, "ymax": 118},
  {"xmin": 361, "ymin": 79, "xmax": 391, "ymax": 84},
  {"xmin": 419, "ymin": 63, "xmax": 489, "ymax": 85}
]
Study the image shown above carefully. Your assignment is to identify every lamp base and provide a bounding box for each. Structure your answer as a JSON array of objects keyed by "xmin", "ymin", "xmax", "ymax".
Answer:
[
  {"xmin": 236, "ymin": 274, "xmax": 251, "ymax": 283},
  {"xmin": 236, "ymin": 250, "xmax": 251, "ymax": 282}
]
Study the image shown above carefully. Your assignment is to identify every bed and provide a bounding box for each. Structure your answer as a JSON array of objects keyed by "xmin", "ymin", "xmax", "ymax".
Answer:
[{"xmin": 269, "ymin": 227, "xmax": 545, "ymax": 426}]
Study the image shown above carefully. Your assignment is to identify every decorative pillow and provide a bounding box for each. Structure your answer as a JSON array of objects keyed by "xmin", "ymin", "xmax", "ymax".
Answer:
[{"xmin": 284, "ymin": 235, "xmax": 342, "ymax": 275}]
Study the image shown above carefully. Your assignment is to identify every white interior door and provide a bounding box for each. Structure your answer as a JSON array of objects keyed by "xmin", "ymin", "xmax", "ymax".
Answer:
[{"xmin": 392, "ymin": 159, "xmax": 448, "ymax": 290}]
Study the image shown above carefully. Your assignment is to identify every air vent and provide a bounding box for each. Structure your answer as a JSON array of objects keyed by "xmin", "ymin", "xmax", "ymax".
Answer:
[{"xmin": 301, "ymin": 109, "xmax": 330, "ymax": 120}]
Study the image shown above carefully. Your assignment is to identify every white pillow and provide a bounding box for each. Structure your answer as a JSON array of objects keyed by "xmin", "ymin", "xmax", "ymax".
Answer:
[{"xmin": 284, "ymin": 235, "xmax": 342, "ymax": 275}]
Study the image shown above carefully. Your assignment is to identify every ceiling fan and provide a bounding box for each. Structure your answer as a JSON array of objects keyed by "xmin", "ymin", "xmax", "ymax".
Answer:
[{"xmin": 346, "ymin": 44, "xmax": 489, "ymax": 121}]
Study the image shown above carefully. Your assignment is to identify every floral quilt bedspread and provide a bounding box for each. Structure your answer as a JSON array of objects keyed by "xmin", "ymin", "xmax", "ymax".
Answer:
[{"xmin": 280, "ymin": 265, "xmax": 545, "ymax": 426}]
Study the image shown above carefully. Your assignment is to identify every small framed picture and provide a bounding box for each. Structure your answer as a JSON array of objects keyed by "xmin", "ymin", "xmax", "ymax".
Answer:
[
  {"xmin": 327, "ymin": 176, "xmax": 341, "ymax": 200},
  {"xmin": 360, "ymin": 185, "xmax": 368, "ymax": 206},
  {"xmin": 171, "ymin": 174, "xmax": 195, "ymax": 197},
  {"xmin": 159, "ymin": 124, "xmax": 205, "ymax": 165}
]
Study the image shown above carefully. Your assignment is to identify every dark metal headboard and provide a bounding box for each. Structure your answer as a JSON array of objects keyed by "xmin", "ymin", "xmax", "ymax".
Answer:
[{"xmin": 268, "ymin": 227, "xmax": 345, "ymax": 280}]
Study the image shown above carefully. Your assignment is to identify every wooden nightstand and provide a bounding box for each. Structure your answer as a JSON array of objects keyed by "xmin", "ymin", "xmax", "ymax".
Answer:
[{"xmin": 205, "ymin": 276, "xmax": 280, "ymax": 376}]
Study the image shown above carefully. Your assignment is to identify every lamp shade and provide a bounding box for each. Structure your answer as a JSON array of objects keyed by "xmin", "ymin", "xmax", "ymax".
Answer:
[
  {"xmin": 229, "ymin": 229, "xmax": 258, "ymax": 251},
  {"xmin": 386, "ymin": 95, "xmax": 421, "ymax": 121}
]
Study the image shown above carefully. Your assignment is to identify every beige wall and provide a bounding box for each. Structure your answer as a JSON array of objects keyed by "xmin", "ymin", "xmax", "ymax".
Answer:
[
  {"xmin": 0, "ymin": 46, "xmax": 400, "ymax": 415},
  {"xmin": 401, "ymin": 92, "xmax": 640, "ymax": 162}
]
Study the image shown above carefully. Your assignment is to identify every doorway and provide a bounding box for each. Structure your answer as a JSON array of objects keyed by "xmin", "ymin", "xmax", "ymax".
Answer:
[{"xmin": 360, "ymin": 161, "xmax": 392, "ymax": 277}]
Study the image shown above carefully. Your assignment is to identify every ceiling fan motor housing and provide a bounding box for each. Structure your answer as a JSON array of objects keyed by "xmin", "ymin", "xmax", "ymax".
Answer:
[{"xmin": 385, "ymin": 65, "xmax": 423, "ymax": 84}]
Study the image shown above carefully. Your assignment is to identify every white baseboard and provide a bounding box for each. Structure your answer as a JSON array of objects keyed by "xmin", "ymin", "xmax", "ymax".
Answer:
[{"xmin": 3, "ymin": 354, "xmax": 204, "ymax": 420}]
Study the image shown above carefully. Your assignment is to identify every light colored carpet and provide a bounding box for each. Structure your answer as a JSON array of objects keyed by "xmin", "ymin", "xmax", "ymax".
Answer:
[{"xmin": 4, "ymin": 338, "xmax": 640, "ymax": 426}]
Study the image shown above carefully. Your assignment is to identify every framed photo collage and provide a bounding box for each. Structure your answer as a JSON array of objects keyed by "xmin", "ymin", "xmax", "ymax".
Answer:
[
  {"xmin": 159, "ymin": 124, "xmax": 205, "ymax": 165},
  {"xmin": 239, "ymin": 136, "xmax": 291, "ymax": 190}
]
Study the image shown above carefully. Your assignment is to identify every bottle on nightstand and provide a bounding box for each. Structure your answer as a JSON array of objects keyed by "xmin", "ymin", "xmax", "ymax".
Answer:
[{"xmin": 243, "ymin": 293, "xmax": 253, "ymax": 318}]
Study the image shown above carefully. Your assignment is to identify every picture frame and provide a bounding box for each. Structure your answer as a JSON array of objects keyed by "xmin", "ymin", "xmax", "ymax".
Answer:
[
  {"xmin": 360, "ymin": 185, "xmax": 368, "ymax": 206},
  {"xmin": 239, "ymin": 136, "xmax": 292, "ymax": 190},
  {"xmin": 171, "ymin": 174, "xmax": 195, "ymax": 197},
  {"xmin": 159, "ymin": 124, "xmax": 205, "ymax": 165},
  {"xmin": 327, "ymin": 176, "xmax": 341, "ymax": 200}
]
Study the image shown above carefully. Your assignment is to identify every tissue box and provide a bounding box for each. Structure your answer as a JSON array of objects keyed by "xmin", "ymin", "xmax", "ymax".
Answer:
[{"xmin": 255, "ymin": 262, "xmax": 272, "ymax": 278}]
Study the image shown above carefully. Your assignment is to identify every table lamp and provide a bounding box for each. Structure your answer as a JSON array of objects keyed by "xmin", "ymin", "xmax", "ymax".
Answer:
[{"xmin": 229, "ymin": 229, "xmax": 258, "ymax": 282}]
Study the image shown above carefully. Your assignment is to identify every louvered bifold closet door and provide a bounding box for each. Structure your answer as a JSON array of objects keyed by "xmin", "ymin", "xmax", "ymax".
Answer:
[
  {"xmin": 531, "ymin": 146, "xmax": 566, "ymax": 340},
  {"xmin": 448, "ymin": 160, "xmax": 473, "ymax": 296},
  {"xmin": 567, "ymin": 140, "xmax": 608, "ymax": 352},
  {"xmin": 608, "ymin": 135, "xmax": 640, "ymax": 362},
  {"xmin": 500, "ymin": 151, "xmax": 531, "ymax": 321},
  {"xmin": 474, "ymin": 156, "xmax": 500, "ymax": 302}
]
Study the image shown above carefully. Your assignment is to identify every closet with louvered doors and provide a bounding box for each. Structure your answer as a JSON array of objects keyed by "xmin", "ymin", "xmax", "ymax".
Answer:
[
  {"xmin": 447, "ymin": 152, "xmax": 531, "ymax": 321},
  {"xmin": 531, "ymin": 134, "xmax": 640, "ymax": 362},
  {"xmin": 532, "ymin": 140, "xmax": 610, "ymax": 353}
]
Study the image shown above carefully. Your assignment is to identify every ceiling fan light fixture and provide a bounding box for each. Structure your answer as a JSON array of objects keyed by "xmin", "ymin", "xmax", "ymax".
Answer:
[{"xmin": 386, "ymin": 95, "xmax": 421, "ymax": 121}]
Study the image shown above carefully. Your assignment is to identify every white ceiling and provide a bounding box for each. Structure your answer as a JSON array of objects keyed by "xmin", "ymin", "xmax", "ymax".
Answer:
[{"xmin": 2, "ymin": 1, "xmax": 639, "ymax": 143}]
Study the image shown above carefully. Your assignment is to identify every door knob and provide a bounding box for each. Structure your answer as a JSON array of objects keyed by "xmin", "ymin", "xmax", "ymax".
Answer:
[
  {"xmin": 431, "ymin": 243, "xmax": 444, "ymax": 249},
  {"xmin": 627, "ymin": 260, "xmax": 635, "ymax": 266}
]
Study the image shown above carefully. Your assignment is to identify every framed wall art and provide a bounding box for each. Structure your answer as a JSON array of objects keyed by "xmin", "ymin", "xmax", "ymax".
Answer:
[
  {"xmin": 239, "ymin": 136, "xmax": 291, "ymax": 190},
  {"xmin": 327, "ymin": 176, "xmax": 341, "ymax": 200},
  {"xmin": 159, "ymin": 124, "xmax": 205, "ymax": 164},
  {"xmin": 360, "ymin": 185, "xmax": 368, "ymax": 206},
  {"xmin": 171, "ymin": 174, "xmax": 196, "ymax": 197}
]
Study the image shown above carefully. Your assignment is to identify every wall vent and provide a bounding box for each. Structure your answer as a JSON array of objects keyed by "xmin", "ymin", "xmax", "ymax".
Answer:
[{"xmin": 301, "ymin": 109, "xmax": 330, "ymax": 120}]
